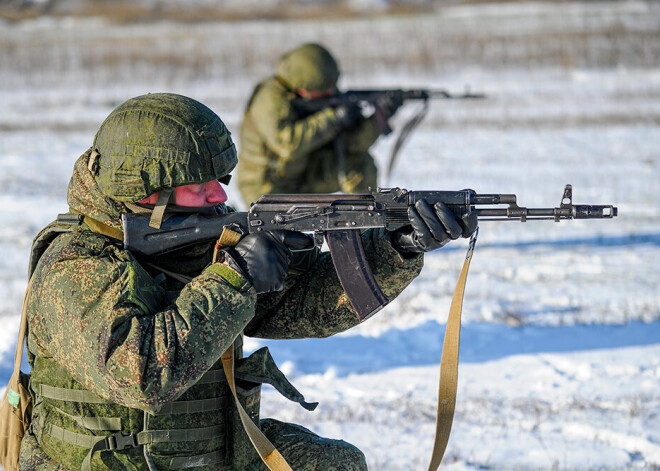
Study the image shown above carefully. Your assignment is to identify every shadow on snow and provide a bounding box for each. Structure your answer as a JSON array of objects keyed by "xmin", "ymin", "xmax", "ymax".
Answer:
[
  {"xmin": 254, "ymin": 320, "xmax": 660, "ymax": 377},
  {"xmin": 1, "ymin": 321, "xmax": 658, "ymax": 385}
]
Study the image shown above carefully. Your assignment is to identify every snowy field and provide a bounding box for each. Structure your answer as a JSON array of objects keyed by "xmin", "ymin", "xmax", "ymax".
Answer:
[{"xmin": 1, "ymin": 2, "xmax": 659, "ymax": 470}]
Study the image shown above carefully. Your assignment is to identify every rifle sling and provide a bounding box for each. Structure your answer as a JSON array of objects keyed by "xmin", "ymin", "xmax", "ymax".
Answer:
[
  {"xmin": 211, "ymin": 242, "xmax": 293, "ymax": 471},
  {"xmin": 386, "ymin": 100, "xmax": 429, "ymax": 184},
  {"xmin": 428, "ymin": 228, "xmax": 478, "ymax": 470},
  {"xmin": 221, "ymin": 343, "xmax": 293, "ymax": 471},
  {"xmin": 7, "ymin": 275, "xmax": 35, "ymax": 408},
  {"xmin": 67, "ymin": 209, "xmax": 124, "ymax": 242}
]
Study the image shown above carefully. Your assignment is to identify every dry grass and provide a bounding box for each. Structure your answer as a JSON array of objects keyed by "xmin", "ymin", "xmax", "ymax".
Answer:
[
  {"xmin": 1, "ymin": 0, "xmax": 436, "ymax": 23},
  {"xmin": 1, "ymin": 0, "xmax": 659, "ymax": 91}
]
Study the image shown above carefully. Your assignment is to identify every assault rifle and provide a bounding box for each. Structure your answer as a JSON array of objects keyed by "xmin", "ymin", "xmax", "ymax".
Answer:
[
  {"xmin": 123, "ymin": 185, "xmax": 616, "ymax": 321},
  {"xmin": 293, "ymin": 88, "xmax": 484, "ymax": 135},
  {"xmin": 292, "ymin": 88, "xmax": 485, "ymax": 182}
]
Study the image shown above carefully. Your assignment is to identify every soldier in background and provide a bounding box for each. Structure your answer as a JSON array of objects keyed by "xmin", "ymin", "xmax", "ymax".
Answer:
[
  {"xmin": 21, "ymin": 93, "xmax": 475, "ymax": 470},
  {"xmin": 237, "ymin": 43, "xmax": 403, "ymax": 206}
]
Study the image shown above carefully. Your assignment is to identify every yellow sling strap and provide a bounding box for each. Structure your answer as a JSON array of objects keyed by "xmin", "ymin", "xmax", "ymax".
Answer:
[
  {"xmin": 82, "ymin": 216, "xmax": 124, "ymax": 241},
  {"xmin": 221, "ymin": 344, "xmax": 293, "ymax": 471},
  {"xmin": 11, "ymin": 277, "xmax": 33, "ymax": 393},
  {"xmin": 0, "ymin": 276, "xmax": 35, "ymax": 471},
  {"xmin": 427, "ymin": 229, "xmax": 478, "ymax": 471},
  {"xmin": 212, "ymin": 228, "xmax": 292, "ymax": 471},
  {"xmin": 67, "ymin": 208, "xmax": 124, "ymax": 242}
]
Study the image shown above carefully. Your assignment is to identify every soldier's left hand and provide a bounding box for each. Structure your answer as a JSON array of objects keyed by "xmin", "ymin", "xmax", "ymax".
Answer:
[
  {"xmin": 221, "ymin": 230, "xmax": 314, "ymax": 293},
  {"xmin": 388, "ymin": 199, "xmax": 478, "ymax": 254},
  {"xmin": 376, "ymin": 92, "xmax": 404, "ymax": 119},
  {"xmin": 334, "ymin": 103, "xmax": 361, "ymax": 128}
]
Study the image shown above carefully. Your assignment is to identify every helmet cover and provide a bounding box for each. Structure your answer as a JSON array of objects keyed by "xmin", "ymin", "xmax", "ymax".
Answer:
[
  {"xmin": 92, "ymin": 93, "xmax": 237, "ymax": 202},
  {"xmin": 276, "ymin": 43, "xmax": 340, "ymax": 92}
]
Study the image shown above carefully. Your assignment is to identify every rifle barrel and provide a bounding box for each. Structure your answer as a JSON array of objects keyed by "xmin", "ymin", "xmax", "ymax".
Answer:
[
  {"xmin": 428, "ymin": 89, "xmax": 486, "ymax": 99},
  {"xmin": 476, "ymin": 204, "xmax": 617, "ymax": 221}
]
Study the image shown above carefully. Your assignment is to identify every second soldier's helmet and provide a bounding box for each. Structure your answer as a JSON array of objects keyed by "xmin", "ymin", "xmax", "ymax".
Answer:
[
  {"xmin": 276, "ymin": 43, "xmax": 340, "ymax": 92},
  {"xmin": 91, "ymin": 93, "xmax": 237, "ymax": 203}
]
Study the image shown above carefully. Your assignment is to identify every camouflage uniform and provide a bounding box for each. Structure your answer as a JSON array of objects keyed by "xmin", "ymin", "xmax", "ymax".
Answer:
[
  {"xmin": 20, "ymin": 94, "xmax": 423, "ymax": 470},
  {"xmin": 237, "ymin": 43, "xmax": 382, "ymax": 206}
]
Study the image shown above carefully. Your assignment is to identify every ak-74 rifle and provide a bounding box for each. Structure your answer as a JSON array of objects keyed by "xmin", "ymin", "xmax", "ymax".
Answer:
[
  {"xmin": 292, "ymin": 88, "xmax": 485, "ymax": 183},
  {"xmin": 123, "ymin": 184, "xmax": 617, "ymax": 321}
]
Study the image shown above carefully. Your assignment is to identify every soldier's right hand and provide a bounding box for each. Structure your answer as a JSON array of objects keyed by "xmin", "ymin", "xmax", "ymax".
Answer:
[
  {"xmin": 221, "ymin": 231, "xmax": 314, "ymax": 293},
  {"xmin": 334, "ymin": 103, "xmax": 361, "ymax": 128}
]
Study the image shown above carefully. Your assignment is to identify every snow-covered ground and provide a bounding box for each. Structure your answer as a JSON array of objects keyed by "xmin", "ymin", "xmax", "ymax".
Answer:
[{"xmin": 1, "ymin": 2, "xmax": 659, "ymax": 469}]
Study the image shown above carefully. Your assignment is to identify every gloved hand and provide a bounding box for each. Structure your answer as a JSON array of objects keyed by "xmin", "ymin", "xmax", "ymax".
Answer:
[
  {"xmin": 376, "ymin": 92, "xmax": 404, "ymax": 119},
  {"xmin": 334, "ymin": 103, "xmax": 361, "ymax": 128},
  {"xmin": 221, "ymin": 231, "xmax": 314, "ymax": 293},
  {"xmin": 389, "ymin": 199, "xmax": 478, "ymax": 255}
]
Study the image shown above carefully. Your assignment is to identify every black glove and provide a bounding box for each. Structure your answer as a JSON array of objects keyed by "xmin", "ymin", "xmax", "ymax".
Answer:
[
  {"xmin": 334, "ymin": 103, "xmax": 361, "ymax": 128},
  {"xmin": 376, "ymin": 92, "xmax": 404, "ymax": 119},
  {"xmin": 389, "ymin": 199, "xmax": 478, "ymax": 255},
  {"xmin": 222, "ymin": 231, "xmax": 314, "ymax": 293}
]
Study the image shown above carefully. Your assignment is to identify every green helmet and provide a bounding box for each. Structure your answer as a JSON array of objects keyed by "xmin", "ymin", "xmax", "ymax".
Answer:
[
  {"xmin": 276, "ymin": 43, "xmax": 339, "ymax": 92},
  {"xmin": 91, "ymin": 93, "xmax": 237, "ymax": 203}
]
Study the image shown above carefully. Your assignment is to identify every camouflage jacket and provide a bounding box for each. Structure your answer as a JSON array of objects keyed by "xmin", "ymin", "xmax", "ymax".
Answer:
[
  {"xmin": 237, "ymin": 77, "xmax": 382, "ymax": 205},
  {"xmin": 21, "ymin": 152, "xmax": 423, "ymax": 470}
]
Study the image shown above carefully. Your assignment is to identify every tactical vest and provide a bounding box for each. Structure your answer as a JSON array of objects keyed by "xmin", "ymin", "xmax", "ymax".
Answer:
[{"xmin": 25, "ymin": 215, "xmax": 315, "ymax": 470}]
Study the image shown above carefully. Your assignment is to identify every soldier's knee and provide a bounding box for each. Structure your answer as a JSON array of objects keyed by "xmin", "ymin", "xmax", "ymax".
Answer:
[
  {"xmin": 333, "ymin": 441, "xmax": 368, "ymax": 470},
  {"xmin": 261, "ymin": 419, "xmax": 368, "ymax": 470},
  {"xmin": 304, "ymin": 437, "xmax": 368, "ymax": 470}
]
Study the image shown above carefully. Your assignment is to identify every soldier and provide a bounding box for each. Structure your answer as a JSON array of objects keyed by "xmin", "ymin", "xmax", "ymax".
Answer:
[
  {"xmin": 237, "ymin": 43, "xmax": 403, "ymax": 206},
  {"xmin": 20, "ymin": 93, "xmax": 475, "ymax": 470}
]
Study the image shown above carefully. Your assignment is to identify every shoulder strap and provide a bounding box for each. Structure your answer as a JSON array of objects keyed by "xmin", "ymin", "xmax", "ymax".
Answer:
[
  {"xmin": 427, "ymin": 229, "xmax": 478, "ymax": 470},
  {"xmin": 7, "ymin": 275, "xmax": 35, "ymax": 406},
  {"xmin": 81, "ymin": 215, "xmax": 123, "ymax": 241},
  {"xmin": 13, "ymin": 278, "xmax": 32, "ymax": 374}
]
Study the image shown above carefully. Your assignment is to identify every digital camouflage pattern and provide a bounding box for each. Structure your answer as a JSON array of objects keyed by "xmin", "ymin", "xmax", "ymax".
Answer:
[
  {"xmin": 260, "ymin": 420, "xmax": 367, "ymax": 470},
  {"xmin": 23, "ymin": 151, "xmax": 255, "ymax": 470},
  {"xmin": 237, "ymin": 48, "xmax": 382, "ymax": 206},
  {"xmin": 21, "ymin": 146, "xmax": 423, "ymax": 470},
  {"xmin": 93, "ymin": 93, "xmax": 237, "ymax": 203}
]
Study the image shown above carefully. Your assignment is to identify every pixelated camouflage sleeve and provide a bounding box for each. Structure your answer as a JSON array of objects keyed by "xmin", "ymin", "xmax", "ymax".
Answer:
[
  {"xmin": 244, "ymin": 228, "xmax": 423, "ymax": 339},
  {"xmin": 343, "ymin": 115, "xmax": 382, "ymax": 154},
  {"xmin": 249, "ymin": 80, "xmax": 342, "ymax": 170},
  {"xmin": 27, "ymin": 230, "xmax": 256, "ymax": 412}
]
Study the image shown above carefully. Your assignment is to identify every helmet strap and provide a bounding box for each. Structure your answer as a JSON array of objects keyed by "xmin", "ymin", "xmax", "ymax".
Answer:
[
  {"xmin": 149, "ymin": 188, "xmax": 174, "ymax": 229},
  {"xmin": 87, "ymin": 150, "xmax": 100, "ymax": 175}
]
